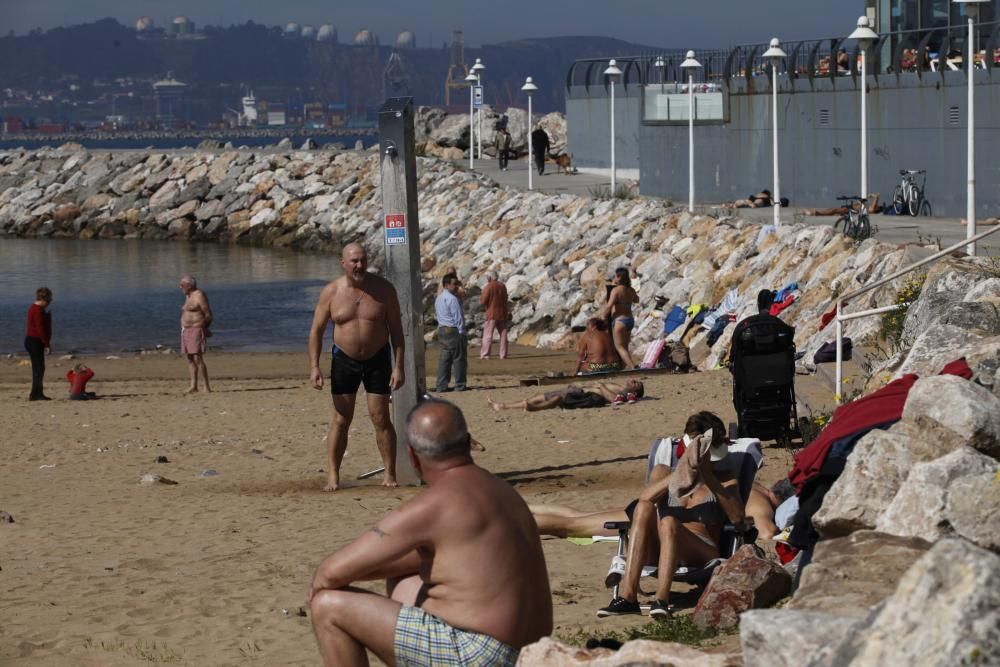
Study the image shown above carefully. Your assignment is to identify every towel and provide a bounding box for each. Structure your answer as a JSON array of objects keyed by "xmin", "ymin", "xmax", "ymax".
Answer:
[{"xmin": 668, "ymin": 430, "xmax": 714, "ymax": 499}]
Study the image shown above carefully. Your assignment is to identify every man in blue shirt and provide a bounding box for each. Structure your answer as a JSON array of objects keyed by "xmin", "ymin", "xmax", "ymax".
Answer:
[{"xmin": 435, "ymin": 273, "xmax": 468, "ymax": 392}]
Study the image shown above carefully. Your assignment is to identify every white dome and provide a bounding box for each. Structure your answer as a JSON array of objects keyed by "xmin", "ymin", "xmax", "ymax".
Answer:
[
  {"xmin": 135, "ymin": 16, "xmax": 154, "ymax": 32},
  {"xmin": 353, "ymin": 29, "xmax": 374, "ymax": 46},
  {"xmin": 301, "ymin": 25, "xmax": 317, "ymax": 39},
  {"xmin": 284, "ymin": 22, "xmax": 301, "ymax": 35},
  {"xmin": 395, "ymin": 31, "xmax": 415, "ymax": 48},
  {"xmin": 317, "ymin": 24, "xmax": 337, "ymax": 41}
]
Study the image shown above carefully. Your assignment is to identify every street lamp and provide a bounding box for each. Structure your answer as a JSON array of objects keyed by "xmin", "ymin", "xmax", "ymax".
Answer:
[
  {"xmin": 848, "ymin": 16, "xmax": 878, "ymax": 213},
  {"xmin": 680, "ymin": 51, "xmax": 702, "ymax": 213},
  {"xmin": 603, "ymin": 59, "xmax": 622, "ymax": 191},
  {"xmin": 654, "ymin": 55, "xmax": 666, "ymax": 90},
  {"xmin": 762, "ymin": 38, "xmax": 786, "ymax": 228},
  {"xmin": 954, "ymin": 0, "xmax": 986, "ymax": 255},
  {"xmin": 472, "ymin": 58, "xmax": 485, "ymax": 160},
  {"xmin": 465, "ymin": 72, "xmax": 478, "ymax": 170},
  {"xmin": 521, "ymin": 76, "xmax": 538, "ymax": 190}
]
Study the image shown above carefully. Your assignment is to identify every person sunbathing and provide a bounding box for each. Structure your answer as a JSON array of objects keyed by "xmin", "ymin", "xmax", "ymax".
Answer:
[
  {"xmin": 803, "ymin": 192, "xmax": 881, "ymax": 216},
  {"xmin": 726, "ymin": 189, "xmax": 772, "ymax": 209},
  {"xmin": 487, "ymin": 379, "xmax": 644, "ymax": 412},
  {"xmin": 574, "ymin": 318, "xmax": 623, "ymax": 374}
]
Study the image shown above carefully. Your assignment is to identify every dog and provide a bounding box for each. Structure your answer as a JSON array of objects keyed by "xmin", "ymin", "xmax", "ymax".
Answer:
[{"xmin": 552, "ymin": 153, "xmax": 573, "ymax": 175}]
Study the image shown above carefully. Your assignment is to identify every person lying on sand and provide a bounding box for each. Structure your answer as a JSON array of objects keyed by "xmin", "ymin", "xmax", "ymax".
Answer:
[
  {"xmin": 487, "ymin": 379, "xmax": 644, "ymax": 412},
  {"xmin": 308, "ymin": 399, "xmax": 552, "ymax": 667}
]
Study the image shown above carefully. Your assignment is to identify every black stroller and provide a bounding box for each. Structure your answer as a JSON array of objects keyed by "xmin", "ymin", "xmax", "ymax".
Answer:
[{"xmin": 730, "ymin": 315, "xmax": 799, "ymax": 446}]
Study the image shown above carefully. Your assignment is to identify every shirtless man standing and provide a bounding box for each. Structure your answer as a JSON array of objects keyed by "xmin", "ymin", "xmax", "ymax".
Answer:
[
  {"xmin": 308, "ymin": 399, "xmax": 552, "ymax": 666},
  {"xmin": 574, "ymin": 317, "xmax": 622, "ymax": 374},
  {"xmin": 309, "ymin": 243, "xmax": 405, "ymax": 491},
  {"xmin": 179, "ymin": 275, "xmax": 213, "ymax": 393}
]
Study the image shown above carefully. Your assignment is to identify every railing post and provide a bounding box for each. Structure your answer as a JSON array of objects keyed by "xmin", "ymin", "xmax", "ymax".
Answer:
[
  {"xmin": 835, "ymin": 300, "xmax": 844, "ymax": 405},
  {"xmin": 378, "ymin": 97, "xmax": 424, "ymax": 486}
]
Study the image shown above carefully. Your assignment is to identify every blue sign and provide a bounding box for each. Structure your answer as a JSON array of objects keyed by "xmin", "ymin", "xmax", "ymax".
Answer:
[{"xmin": 385, "ymin": 227, "xmax": 407, "ymax": 245}]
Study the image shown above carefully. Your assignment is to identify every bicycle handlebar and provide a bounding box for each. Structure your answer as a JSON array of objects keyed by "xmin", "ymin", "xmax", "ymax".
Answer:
[
  {"xmin": 899, "ymin": 169, "xmax": 926, "ymax": 175},
  {"xmin": 836, "ymin": 195, "xmax": 864, "ymax": 201}
]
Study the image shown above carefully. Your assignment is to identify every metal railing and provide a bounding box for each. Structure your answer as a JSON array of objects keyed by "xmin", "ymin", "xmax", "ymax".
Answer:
[{"xmin": 834, "ymin": 224, "xmax": 1000, "ymax": 403}]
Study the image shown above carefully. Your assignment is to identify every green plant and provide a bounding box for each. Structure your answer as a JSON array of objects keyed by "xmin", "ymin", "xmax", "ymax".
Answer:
[
  {"xmin": 971, "ymin": 246, "xmax": 1000, "ymax": 279},
  {"xmin": 587, "ymin": 184, "xmax": 637, "ymax": 201},
  {"xmin": 612, "ymin": 183, "xmax": 636, "ymax": 200},
  {"xmin": 800, "ymin": 409, "xmax": 832, "ymax": 445},
  {"xmin": 588, "ymin": 184, "xmax": 611, "ymax": 200},
  {"xmin": 878, "ymin": 272, "xmax": 926, "ymax": 353},
  {"xmin": 558, "ymin": 616, "xmax": 725, "ymax": 649}
]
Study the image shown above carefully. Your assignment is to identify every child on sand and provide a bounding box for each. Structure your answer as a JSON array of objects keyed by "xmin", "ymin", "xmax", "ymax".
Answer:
[{"xmin": 66, "ymin": 363, "xmax": 96, "ymax": 400}]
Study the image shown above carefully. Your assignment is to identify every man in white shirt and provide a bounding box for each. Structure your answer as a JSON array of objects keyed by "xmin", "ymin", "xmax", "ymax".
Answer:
[{"xmin": 435, "ymin": 273, "xmax": 468, "ymax": 392}]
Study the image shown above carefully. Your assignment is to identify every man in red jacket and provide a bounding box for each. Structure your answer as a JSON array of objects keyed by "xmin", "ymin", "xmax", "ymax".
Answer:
[
  {"xmin": 479, "ymin": 272, "xmax": 510, "ymax": 359},
  {"xmin": 24, "ymin": 287, "xmax": 53, "ymax": 401}
]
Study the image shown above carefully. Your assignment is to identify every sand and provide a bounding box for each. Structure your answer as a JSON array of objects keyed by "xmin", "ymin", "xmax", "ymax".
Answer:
[{"xmin": 0, "ymin": 346, "xmax": 796, "ymax": 665}]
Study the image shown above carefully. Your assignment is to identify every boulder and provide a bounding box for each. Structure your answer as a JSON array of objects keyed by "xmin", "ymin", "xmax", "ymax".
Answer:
[
  {"xmin": 824, "ymin": 539, "xmax": 1000, "ymax": 667},
  {"xmin": 148, "ymin": 179, "xmax": 180, "ymax": 211},
  {"xmin": 893, "ymin": 322, "xmax": 985, "ymax": 379},
  {"xmin": 276, "ymin": 138, "xmax": 293, "ymax": 150},
  {"xmin": 788, "ymin": 531, "xmax": 931, "ymax": 618},
  {"xmin": 515, "ymin": 637, "xmax": 740, "ymax": 667},
  {"xmin": 429, "ymin": 113, "xmax": 472, "ymax": 149},
  {"xmin": 740, "ymin": 609, "xmax": 861, "ymax": 667},
  {"xmin": 691, "ymin": 545, "xmax": 792, "ymax": 629},
  {"xmin": 875, "ymin": 447, "xmax": 1000, "ymax": 552},
  {"xmin": 901, "ymin": 263, "xmax": 985, "ymax": 344},
  {"xmin": 900, "ymin": 374, "xmax": 1000, "ymax": 459}
]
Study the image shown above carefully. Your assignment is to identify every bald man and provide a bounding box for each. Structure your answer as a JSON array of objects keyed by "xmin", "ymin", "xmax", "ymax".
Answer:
[
  {"xmin": 309, "ymin": 399, "xmax": 552, "ymax": 667},
  {"xmin": 309, "ymin": 243, "xmax": 405, "ymax": 491},
  {"xmin": 179, "ymin": 275, "xmax": 213, "ymax": 393}
]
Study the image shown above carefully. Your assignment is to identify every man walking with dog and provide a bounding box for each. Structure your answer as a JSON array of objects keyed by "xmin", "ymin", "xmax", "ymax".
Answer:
[{"xmin": 531, "ymin": 127, "xmax": 550, "ymax": 175}]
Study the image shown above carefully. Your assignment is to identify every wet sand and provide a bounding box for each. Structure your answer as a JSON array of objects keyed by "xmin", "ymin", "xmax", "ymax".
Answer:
[{"xmin": 0, "ymin": 346, "xmax": 793, "ymax": 665}]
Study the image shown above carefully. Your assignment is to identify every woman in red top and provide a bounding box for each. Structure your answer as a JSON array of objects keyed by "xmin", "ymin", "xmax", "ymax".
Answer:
[{"xmin": 25, "ymin": 287, "xmax": 53, "ymax": 401}]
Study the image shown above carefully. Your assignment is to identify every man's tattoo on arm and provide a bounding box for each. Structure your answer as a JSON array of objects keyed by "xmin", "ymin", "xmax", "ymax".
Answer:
[{"xmin": 370, "ymin": 526, "xmax": 389, "ymax": 538}]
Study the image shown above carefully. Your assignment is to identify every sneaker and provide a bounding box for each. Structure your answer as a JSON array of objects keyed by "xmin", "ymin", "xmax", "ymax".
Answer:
[
  {"xmin": 596, "ymin": 597, "xmax": 641, "ymax": 618},
  {"xmin": 612, "ymin": 393, "xmax": 627, "ymax": 405},
  {"xmin": 649, "ymin": 599, "xmax": 673, "ymax": 619},
  {"xmin": 626, "ymin": 392, "xmax": 638, "ymax": 404}
]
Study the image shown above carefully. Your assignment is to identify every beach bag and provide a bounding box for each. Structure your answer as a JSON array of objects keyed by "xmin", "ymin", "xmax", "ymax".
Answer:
[
  {"xmin": 813, "ymin": 338, "xmax": 852, "ymax": 364},
  {"xmin": 669, "ymin": 343, "xmax": 691, "ymax": 371},
  {"xmin": 640, "ymin": 339, "xmax": 666, "ymax": 369},
  {"xmin": 561, "ymin": 390, "xmax": 609, "ymax": 410}
]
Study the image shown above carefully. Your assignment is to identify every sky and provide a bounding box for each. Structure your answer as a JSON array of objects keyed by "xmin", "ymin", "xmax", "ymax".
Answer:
[{"xmin": 3, "ymin": 1, "xmax": 864, "ymax": 49}]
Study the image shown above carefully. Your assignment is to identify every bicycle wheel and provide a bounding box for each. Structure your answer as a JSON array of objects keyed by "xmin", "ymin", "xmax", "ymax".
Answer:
[
  {"xmin": 919, "ymin": 200, "xmax": 932, "ymax": 217},
  {"xmin": 854, "ymin": 214, "xmax": 871, "ymax": 240},
  {"xmin": 907, "ymin": 185, "xmax": 921, "ymax": 217},
  {"xmin": 833, "ymin": 214, "xmax": 848, "ymax": 232},
  {"xmin": 892, "ymin": 185, "xmax": 906, "ymax": 215}
]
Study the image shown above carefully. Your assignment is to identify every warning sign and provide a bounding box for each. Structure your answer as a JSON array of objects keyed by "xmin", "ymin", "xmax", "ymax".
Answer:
[
  {"xmin": 385, "ymin": 213, "xmax": 407, "ymax": 245},
  {"xmin": 473, "ymin": 85, "xmax": 484, "ymax": 107}
]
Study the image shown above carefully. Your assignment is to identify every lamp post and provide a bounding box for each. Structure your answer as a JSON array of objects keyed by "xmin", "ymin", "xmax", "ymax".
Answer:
[
  {"xmin": 680, "ymin": 51, "xmax": 702, "ymax": 214},
  {"xmin": 763, "ymin": 38, "xmax": 786, "ymax": 228},
  {"xmin": 521, "ymin": 76, "xmax": 538, "ymax": 190},
  {"xmin": 603, "ymin": 59, "xmax": 622, "ymax": 191},
  {"xmin": 465, "ymin": 72, "xmax": 478, "ymax": 170},
  {"xmin": 849, "ymin": 16, "xmax": 878, "ymax": 210},
  {"xmin": 954, "ymin": 0, "xmax": 986, "ymax": 256},
  {"xmin": 654, "ymin": 55, "xmax": 666, "ymax": 91},
  {"xmin": 472, "ymin": 58, "xmax": 485, "ymax": 160}
]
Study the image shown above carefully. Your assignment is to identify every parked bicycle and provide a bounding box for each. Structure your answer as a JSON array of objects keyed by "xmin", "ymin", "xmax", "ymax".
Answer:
[
  {"xmin": 832, "ymin": 195, "xmax": 872, "ymax": 241},
  {"xmin": 892, "ymin": 169, "xmax": 928, "ymax": 216}
]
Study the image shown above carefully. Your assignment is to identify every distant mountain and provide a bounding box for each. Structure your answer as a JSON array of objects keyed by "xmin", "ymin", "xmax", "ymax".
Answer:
[{"xmin": 0, "ymin": 19, "xmax": 668, "ymax": 121}]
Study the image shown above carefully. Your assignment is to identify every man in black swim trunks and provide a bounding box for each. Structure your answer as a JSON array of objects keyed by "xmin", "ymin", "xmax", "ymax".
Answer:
[{"xmin": 309, "ymin": 243, "xmax": 405, "ymax": 491}]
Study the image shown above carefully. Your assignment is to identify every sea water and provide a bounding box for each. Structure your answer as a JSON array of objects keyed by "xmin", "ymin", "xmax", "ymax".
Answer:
[{"xmin": 0, "ymin": 238, "xmax": 341, "ymax": 354}]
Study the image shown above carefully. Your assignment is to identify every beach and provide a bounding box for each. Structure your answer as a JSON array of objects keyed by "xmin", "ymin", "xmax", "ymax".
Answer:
[{"xmin": 0, "ymin": 346, "xmax": 796, "ymax": 665}]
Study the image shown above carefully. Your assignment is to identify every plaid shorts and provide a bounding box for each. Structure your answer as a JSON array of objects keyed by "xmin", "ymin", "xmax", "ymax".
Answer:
[{"xmin": 393, "ymin": 604, "xmax": 520, "ymax": 667}]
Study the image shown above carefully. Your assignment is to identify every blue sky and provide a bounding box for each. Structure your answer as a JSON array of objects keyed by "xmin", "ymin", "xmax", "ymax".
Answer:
[{"xmin": 4, "ymin": 1, "xmax": 864, "ymax": 48}]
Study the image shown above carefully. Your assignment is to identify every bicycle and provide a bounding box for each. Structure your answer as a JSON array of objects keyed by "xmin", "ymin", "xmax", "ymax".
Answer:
[
  {"xmin": 833, "ymin": 195, "xmax": 872, "ymax": 241},
  {"xmin": 892, "ymin": 169, "xmax": 927, "ymax": 217}
]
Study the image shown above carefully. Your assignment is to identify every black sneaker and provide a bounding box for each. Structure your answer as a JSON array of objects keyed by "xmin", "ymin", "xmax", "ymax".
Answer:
[
  {"xmin": 596, "ymin": 597, "xmax": 641, "ymax": 618},
  {"xmin": 649, "ymin": 599, "xmax": 673, "ymax": 619}
]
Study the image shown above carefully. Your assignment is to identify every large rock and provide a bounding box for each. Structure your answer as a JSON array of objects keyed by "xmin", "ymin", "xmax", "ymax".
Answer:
[
  {"xmin": 824, "ymin": 539, "xmax": 1000, "ymax": 667},
  {"xmin": 900, "ymin": 374, "xmax": 1000, "ymax": 459},
  {"xmin": 893, "ymin": 322, "xmax": 985, "ymax": 379},
  {"xmin": 875, "ymin": 447, "xmax": 1000, "ymax": 552},
  {"xmin": 740, "ymin": 609, "xmax": 861, "ymax": 667},
  {"xmin": 900, "ymin": 261, "xmax": 985, "ymax": 343},
  {"xmin": 515, "ymin": 637, "xmax": 740, "ymax": 667},
  {"xmin": 813, "ymin": 428, "xmax": 951, "ymax": 537},
  {"xmin": 429, "ymin": 113, "xmax": 472, "ymax": 149},
  {"xmin": 788, "ymin": 531, "xmax": 931, "ymax": 618},
  {"xmin": 691, "ymin": 545, "xmax": 792, "ymax": 629}
]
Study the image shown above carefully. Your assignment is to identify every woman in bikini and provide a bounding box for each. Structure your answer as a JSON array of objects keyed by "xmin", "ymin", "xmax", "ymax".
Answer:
[{"xmin": 602, "ymin": 267, "xmax": 640, "ymax": 369}]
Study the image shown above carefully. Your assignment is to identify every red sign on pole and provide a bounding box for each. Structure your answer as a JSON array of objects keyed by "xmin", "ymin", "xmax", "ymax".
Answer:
[{"xmin": 385, "ymin": 214, "xmax": 406, "ymax": 229}]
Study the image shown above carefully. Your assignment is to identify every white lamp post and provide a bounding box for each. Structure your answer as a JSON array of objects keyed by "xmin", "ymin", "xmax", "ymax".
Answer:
[
  {"xmin": 680, "ymin": 51, "xmax": 702, "ymax": 213},
  {"xmin": 603, "ymin": 59, "xmax": 622, "ymax": 191},
  {"xmin": 521, "ymin": 76, "xmax": 538, "ymax": 191},
  {"xmin": 849, "ymin": 16, "xmax": 878, "ymax": 210},
  {"xmin": 954, "ymin": 0, "xmax": 986, "ymax": 256},
  {"xmin": 654, "ymin": 55, "xmax": 666, "ymax": 90},
  {"xmin": 762, "ymin": 38, "xmax": 786, "ymax": 228},
  {"xmin": 472, "ymin": 58, "xmax": 485, "ymax": 160},
  {"xmin": 465, "ymin": 72, "xmax": 478, "ymax": 170}
]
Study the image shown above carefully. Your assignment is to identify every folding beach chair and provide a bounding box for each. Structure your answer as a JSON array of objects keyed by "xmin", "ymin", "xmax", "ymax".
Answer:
[{"xmin": 601, "ymin": 437, "xmax": 762, "ymax": 612}]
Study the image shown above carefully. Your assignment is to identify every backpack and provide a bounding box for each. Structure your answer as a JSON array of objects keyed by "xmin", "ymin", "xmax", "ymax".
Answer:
[
  {"xmin": 813, "ymin": 338, "xmax": 852, "ymax": 364},
  {"xmin": 502, "ymin": 132, "xmax": 513, "ymax": 150}
]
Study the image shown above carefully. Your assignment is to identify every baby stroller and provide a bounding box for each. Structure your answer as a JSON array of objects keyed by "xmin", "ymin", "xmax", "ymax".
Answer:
[{"xmin": 730, "ymin": 315, "xmax": 799, "ymax": 446}]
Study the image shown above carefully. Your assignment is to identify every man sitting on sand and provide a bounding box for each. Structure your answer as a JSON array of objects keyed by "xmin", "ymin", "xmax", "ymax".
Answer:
[
  {"xmin": 308, "ymin": 399, "xmax": 552, "ymax": 667},
  {"xmin": 575, "ymin": 318, "xmax": 623, "ymax": 374},
  {"xmin": 488, "ymin": 379, "xmax": 644, "ymax": 412}
]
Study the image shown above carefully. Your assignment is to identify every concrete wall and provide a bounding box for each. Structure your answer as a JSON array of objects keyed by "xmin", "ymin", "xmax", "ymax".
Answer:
[
  {"xmin": 567, "ymin": 69, "xmax": 1000, "ymax": 216},
  {"xmin": 566, "ymin": 85, "xmax": 641, "ymax": 171}
]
